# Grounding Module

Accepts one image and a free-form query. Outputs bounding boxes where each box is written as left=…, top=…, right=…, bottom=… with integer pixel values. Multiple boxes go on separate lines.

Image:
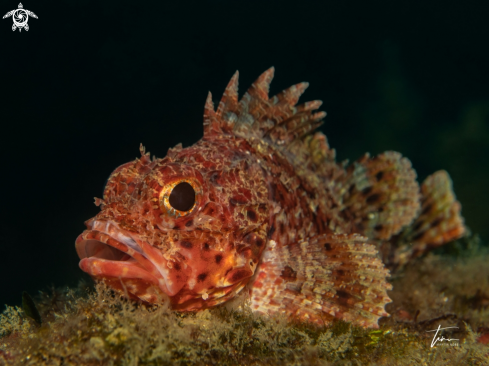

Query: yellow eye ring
left=159, top=178, right=202, bottom=218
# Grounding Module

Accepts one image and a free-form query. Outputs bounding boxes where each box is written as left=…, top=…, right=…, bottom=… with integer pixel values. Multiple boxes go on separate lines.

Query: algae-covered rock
left=1, top=236, right=489, bottom=365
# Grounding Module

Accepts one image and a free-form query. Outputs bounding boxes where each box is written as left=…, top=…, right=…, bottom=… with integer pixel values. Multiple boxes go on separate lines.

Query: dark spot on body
left=185, top=220, right=193, bottom=227
left=334, top=269, right=345, bottom=277
left=203, top=243, right=210, bottom=251
left=247, top=209, right=257, bottom=222
left=374, top=224, right=383, bottom=232
left=268, top=224, right=276, bottom=238
left=274, top=186, right=285, bottom=202
left=411, top=231, right=425, bottom=242
left=280, top=222, right=286, bottom=235
left=215, top=254, right=223, bottom=264
left=174, top=263, right=181, bottom=271
left=336, top=290, right=352, bottom=306
left=421, top=203, right=433, bottom=215
left=348, top=185, right=355, bottom=195
left=181, top=241, right=193, bottom=249
left=430, top=217, right=443, bottom=228
left=280, top=266, right=297, bottom=282
left=230, top=269, right=250, bottom=283
left=197, top=273, right=207, bottom=282
left=375, top=171, right=384, bottom=181
left=366, top=193, right=381, bottom=204
left=412, top=221, right=424, bottom=232
left=255, top=238, right=264, bottom=247
left=362, top=186, right=373, bottom=195
left=324, top=243, right=332, bottom=251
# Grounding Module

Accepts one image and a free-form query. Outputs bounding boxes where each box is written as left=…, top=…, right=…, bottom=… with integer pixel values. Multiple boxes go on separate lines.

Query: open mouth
left=75, top=219, right=158, bottom=280
left=75, top=220, right=145, bottom=262
left=77, top=239, right=132, bottom=261
left=75, top=220, right=171, bottom=302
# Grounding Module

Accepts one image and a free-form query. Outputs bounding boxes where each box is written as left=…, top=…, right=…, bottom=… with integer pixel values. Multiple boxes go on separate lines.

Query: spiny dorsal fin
left=216, top=71, right=239, bottom=119
left=203, top=92, right=221, bottom=138
left=203, top=68, right=326, bottom=148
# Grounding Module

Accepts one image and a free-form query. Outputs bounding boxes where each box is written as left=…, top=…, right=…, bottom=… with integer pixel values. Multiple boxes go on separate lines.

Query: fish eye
left=169, top=182, right=195, bottom=211
left=159, top=179, right=202, bottom=218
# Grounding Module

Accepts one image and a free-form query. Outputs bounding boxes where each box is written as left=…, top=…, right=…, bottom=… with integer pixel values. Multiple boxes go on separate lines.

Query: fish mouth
left=75, top=220, right=170, bottom=303
left=75, top=220, right=144, bottom=263
left=77, top=239, right=131, bottom=262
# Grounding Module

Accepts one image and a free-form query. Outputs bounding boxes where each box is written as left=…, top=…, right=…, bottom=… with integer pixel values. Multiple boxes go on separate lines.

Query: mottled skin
left=77, top=139, right=269, bottom=310
left=76, top=68, right=465, bottom=327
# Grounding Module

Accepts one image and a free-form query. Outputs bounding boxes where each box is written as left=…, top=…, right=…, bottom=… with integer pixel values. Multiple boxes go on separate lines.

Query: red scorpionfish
left=76, top=68, right=465, bottom=328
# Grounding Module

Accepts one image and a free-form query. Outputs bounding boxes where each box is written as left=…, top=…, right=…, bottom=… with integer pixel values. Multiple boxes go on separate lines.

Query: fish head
left=75, top=143, right=269, bottom=310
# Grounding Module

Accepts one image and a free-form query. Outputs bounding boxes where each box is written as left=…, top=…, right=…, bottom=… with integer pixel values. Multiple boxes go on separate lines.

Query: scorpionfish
left=76, top=68, right=465, bottom=328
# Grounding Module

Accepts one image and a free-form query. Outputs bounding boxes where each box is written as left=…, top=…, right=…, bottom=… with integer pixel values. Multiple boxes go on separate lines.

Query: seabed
left=1, top=235, right=488, bottom=366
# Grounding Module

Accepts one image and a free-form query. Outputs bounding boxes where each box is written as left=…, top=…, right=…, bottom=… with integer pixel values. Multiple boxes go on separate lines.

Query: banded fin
left=203, top=67, right=326, bottom=148
left=341, top=151, right=420, bottom=241
left=249, top=234, right=392, bottom=328
left=391, top=170, right=466, bottom=267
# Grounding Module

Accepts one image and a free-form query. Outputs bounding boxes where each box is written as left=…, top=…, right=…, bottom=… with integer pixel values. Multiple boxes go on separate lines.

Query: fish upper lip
left=90, top=220, right=144, bottom=255
left=75, top=219, right=146, bottom=262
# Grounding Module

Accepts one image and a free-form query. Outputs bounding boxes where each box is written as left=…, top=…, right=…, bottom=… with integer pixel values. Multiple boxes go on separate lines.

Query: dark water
left=0, top=0, right=487, bottom=308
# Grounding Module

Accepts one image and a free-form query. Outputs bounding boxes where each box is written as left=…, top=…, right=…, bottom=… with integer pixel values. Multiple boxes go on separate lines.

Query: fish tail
left=390, top=170, right=466, bottom=268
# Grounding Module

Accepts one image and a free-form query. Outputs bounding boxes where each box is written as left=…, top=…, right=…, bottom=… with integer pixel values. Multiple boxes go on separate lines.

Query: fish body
left=76, top=68, right=465, bottom=328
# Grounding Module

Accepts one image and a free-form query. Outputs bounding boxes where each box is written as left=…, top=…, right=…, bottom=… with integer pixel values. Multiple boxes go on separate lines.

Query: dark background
left=1, top=0, right=488, bottom=308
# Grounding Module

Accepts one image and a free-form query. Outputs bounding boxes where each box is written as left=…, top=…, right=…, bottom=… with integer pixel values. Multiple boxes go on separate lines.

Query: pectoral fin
left=249, top=233, right=392, bottom=328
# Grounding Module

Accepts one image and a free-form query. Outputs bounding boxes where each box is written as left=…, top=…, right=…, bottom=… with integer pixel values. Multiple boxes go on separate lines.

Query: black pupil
left=169, top=182, right=195, bottom=211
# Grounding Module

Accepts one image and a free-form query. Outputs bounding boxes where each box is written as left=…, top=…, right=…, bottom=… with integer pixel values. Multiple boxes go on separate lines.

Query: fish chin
left=75, top=221, right=170, bottom=303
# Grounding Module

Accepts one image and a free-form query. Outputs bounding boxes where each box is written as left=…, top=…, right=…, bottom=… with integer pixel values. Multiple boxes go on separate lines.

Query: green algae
left=1, top=236, right=488, bottom=365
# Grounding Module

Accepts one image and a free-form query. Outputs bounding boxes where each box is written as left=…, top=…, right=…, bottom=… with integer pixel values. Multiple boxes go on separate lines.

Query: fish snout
left=75, top=220, right=171, bottom=303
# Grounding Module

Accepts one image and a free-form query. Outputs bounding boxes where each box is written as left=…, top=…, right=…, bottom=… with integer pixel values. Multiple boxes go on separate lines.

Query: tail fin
left=391, top=170, right=466, bottom=268
left=249, top=234, right=392, bottom=328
